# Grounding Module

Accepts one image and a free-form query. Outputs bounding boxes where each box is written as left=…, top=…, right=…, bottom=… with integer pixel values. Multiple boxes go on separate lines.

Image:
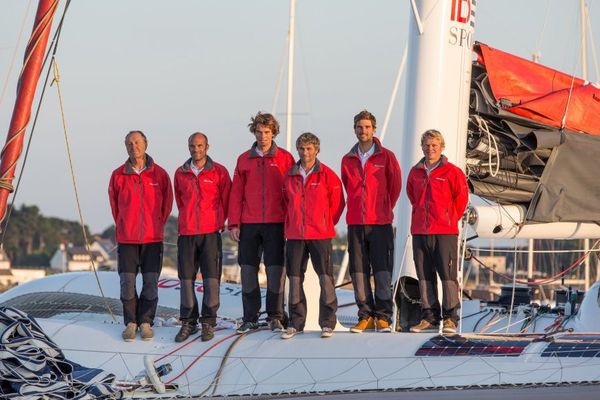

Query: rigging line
left=0, top=0, right=70, bottom=246
left=458, top=210, right=469, bottom=334
left=470, top=246, right=600, bottom=254
left=50, top=58, right=116, bottom=323
left=585, top=3, right=600, bottom=81
left=534, top=0, right=552, bottom=58
left=505, top=240, right=520, bottom=334
left=560, top=4, right=585, bottom=130
left=0, top=0, right=33, bottom=109
left=270, top=40, right=287, bottom=115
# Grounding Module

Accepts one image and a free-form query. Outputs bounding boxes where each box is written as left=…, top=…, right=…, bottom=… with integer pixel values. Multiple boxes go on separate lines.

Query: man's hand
left=230, top=227, right=240, bottom=242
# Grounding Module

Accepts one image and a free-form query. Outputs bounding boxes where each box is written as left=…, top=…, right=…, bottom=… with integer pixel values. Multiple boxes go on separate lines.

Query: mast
left=0, top=0, right=60, bottom=224
left=393, top=0, right=475, bottom=282
left=285, top=0, right=297, bottom=152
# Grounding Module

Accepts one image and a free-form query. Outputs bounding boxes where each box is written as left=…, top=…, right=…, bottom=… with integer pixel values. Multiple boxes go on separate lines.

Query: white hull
left=3, top=272, right=600, bottom=397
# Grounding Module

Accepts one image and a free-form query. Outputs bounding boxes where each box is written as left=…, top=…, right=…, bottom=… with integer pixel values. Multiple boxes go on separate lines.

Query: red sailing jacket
left=109, top=155, right=173, bottom=244
left=228, top=142, right=295, bottom=228
left=283, top=161, right=346, bottom=240
left=406, top=156, right=469, bottom=235
left=341, top=137, right=402, bottom=225
left=174, top=157, right=232, bottom=235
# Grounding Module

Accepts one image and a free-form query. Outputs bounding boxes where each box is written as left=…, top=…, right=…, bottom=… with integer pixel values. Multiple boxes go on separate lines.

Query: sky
left=0, top=0, right=599, bottom=234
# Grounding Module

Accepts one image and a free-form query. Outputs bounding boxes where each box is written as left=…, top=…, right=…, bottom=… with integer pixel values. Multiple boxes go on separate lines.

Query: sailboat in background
left=3, top=0, right=600, bottom=398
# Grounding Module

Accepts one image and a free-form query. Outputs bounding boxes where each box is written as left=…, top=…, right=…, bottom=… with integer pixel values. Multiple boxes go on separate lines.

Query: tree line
left=1, top=204, right=348, bottom=268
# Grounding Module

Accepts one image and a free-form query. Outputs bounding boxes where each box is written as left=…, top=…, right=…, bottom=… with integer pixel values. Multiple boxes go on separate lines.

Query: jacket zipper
left=195, top=174, right=201, bottom=232
left=360, top=158, right=366, bottom=225
left=301, top=177, right=305, bottom=239
left=424, top=172, right=430, bottom=235
left=139, top=174, right=144, bottom=242
left=261, top=158, right=265, bottom=223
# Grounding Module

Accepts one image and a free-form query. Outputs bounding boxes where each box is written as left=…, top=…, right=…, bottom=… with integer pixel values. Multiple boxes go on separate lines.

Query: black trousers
left=348, top=224, right=394, bottom=323
left=412, top=234, right=459, bottom=323
left=286, top=239, right=337, bottom=331
left=118, top=242, right=163, bottom=326
left=177, top=233, right=222, bottom=325
left=238, top=223, right=286, bottom=323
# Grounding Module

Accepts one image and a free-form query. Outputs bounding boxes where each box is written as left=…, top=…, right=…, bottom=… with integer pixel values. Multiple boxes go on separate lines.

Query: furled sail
left=468, top=42, right=600, bottom=238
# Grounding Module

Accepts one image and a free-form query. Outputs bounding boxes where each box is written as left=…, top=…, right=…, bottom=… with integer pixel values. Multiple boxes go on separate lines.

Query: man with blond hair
left=407, top=129, right=468, bottom=334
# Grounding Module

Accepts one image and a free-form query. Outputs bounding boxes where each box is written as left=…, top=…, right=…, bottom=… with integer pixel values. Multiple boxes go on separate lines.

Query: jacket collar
left=124, top=154, right=154, bottom=174
left=288, top=159, right=322, bottom=176
left=414, top=155, right=448, bottom=170
left=346, top=136, right=383, bottom=158
left=181, top=156, right=214, bottom=172
left=249, top=141, right=279, bottom=158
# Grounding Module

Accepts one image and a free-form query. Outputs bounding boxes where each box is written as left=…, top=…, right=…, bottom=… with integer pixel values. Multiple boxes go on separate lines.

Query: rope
left=50, top=58, right=116, bottom=323
left=472, top=115, right=500, bottom=177
left=166, top=332, right=238, bottom=384
left=0, top=0, right=33, bottom=109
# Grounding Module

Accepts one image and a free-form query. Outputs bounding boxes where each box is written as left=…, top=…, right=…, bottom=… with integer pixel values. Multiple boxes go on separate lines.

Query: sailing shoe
left=376, top=319, right=392, bottom=333
left=409, top=319, right=439, bottom=333
left=269, top=319, right=284, bottom=332
left=321, top=327, right=334, bottom=338
left=201, top=323, right=215, bottom=342
left=236, top=321, right=260, bottom=334
left=442, top=319, right=457, bottom=334
left=281, top=327, right=302, bottom=340
left=122, top=323, right=137, bottom=342
left=175, top=323, right=199, bottom=343
left=350, top=317, right=375, bottom=333
left=139, top=323, right=154, bottom=341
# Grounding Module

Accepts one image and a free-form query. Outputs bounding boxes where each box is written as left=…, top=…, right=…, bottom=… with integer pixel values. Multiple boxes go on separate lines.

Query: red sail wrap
left=476, top=42, right=600, bottom=136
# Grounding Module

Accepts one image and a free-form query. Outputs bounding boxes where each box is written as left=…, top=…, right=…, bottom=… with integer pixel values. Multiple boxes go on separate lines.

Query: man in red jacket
left=407, top=129, right=469, bottom=334
left=228, top=112, right=295, bottom=333
left=108, top=130, right=173, bottom=342
left=280, top=132, right=345, bottom=339
left=341, top=110, right=401, bottom=333
left=173, top=132, right=231, bottom=343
